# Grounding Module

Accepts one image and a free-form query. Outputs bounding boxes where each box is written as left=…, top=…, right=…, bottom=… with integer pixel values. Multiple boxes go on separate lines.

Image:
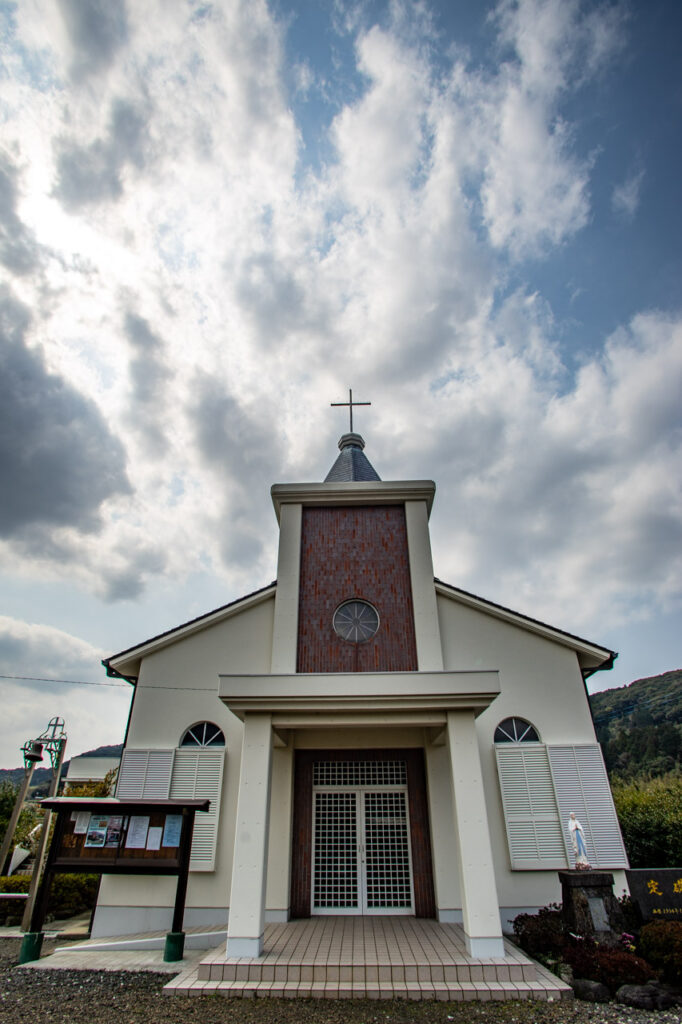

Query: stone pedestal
left=559, top=871, right=625, bottom=944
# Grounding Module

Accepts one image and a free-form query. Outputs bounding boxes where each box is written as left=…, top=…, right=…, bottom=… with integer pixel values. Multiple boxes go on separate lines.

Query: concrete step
left=164, top=972, right=571, bottom=1001
left=196, top=958, right=538, bottom=985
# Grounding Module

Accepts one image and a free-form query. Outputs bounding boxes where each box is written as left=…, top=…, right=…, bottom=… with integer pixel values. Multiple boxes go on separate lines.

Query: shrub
left=513, top=904, right=564, bottom=960
left=48, top=874, right=99, bottom=920
left=512, top=904, right=657, bottom=993
left=612, top=774, right=682, bottom=868
left=562, top=937, right=654, bottom=992
left=617, top=891, right=643, bottom=932
left=0, top=873, right=99, bottom=925
left=0, top=874, right=31, bottom=925
left=638, top=921, right=682, bottom=985
left=0, top=782, right=40, bottom=862
left=64, top=767, right=118, bottom=798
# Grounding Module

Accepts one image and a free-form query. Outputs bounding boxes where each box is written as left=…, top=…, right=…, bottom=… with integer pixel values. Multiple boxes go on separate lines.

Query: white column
left=271, top=503, right=301, bottom=672
left=425, top=741, right=460, bottom=919
left=265, top=743, right=293, bottom=920
left=226, top=713, right=273, bottom=957
left=404, top=500, right=443, bottom=671
left=446, top=710, right=505, bottom=958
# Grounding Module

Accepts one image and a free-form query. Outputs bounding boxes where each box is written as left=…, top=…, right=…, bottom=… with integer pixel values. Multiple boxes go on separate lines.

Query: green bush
left=563, top=937, right=654, bottom=992
left=0, top=873, right=99, bottom=925
left=0, top=781, right=40, bottom=859
left=0, top=874, right=31, bottom=925
left=638, top=921, right=682, bottom=985
left=48, top=874, right=99, bottom=920
left=513, top=904, right=656, bottom=993
left=617, top=891, right=643, bottom=932
left=612, top=774, right=682, bottom=867
left=513, top=904, right=564, bottom=960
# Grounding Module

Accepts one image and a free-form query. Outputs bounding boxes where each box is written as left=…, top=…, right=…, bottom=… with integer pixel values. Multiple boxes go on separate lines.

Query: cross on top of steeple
left=330, top=388, right=371, bottom=434
left=325, top=389, right=379, bottom=483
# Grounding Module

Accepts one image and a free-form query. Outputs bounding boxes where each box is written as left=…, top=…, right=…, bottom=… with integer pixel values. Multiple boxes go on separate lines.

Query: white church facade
left=96, top=432, right=628, bottom=959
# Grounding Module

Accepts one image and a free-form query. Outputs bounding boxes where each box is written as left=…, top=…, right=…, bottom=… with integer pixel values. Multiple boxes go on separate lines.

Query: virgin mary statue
left=568, top=812, right=591, bottom=869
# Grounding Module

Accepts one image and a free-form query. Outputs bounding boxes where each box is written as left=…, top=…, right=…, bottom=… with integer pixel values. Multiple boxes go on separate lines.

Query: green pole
left=163, top=931, right=186, bottom=962
left=18, top=930, right=44, bottom=964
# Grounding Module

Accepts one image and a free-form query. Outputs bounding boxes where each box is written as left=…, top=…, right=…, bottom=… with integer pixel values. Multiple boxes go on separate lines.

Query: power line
left=6, top=673, right=681, bottom=712
left=0, top=674, right=128, bottom=688
left=593, top=690, right=682, bottom=726
left=0, top=674, right=221, bottom=693
left=594, top=691, right=679, bottom=722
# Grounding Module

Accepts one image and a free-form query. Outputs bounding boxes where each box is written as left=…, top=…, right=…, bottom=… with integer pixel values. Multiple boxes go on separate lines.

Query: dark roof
left=324, top=433, right=381, bottom=482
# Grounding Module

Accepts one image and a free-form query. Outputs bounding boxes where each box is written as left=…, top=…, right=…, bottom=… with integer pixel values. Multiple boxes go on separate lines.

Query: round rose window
left=333, top=600, right=380, bottom=643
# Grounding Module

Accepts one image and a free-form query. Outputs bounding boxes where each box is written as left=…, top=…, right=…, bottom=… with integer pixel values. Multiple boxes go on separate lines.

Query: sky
left=0, top=0, right=680, bottom=768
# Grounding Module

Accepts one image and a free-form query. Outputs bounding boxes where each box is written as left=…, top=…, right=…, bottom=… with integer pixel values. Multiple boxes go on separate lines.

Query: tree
left=0, top=781, right=39, bottom=872
left=613, top=773, right=682, bottom=868
left=0, top=781, right=16, bottom=842
left=63, top=766, right=118, bottom=798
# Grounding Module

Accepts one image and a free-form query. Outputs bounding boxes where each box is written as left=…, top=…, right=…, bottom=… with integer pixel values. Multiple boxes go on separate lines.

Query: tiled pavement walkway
left=15, top=921, right=224, bottom=974
left=164, top=917, right=572, bottom=1001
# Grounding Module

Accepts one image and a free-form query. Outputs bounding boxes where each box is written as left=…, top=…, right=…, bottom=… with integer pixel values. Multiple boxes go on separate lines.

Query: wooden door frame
left=290, top=748, right=436, bottom=919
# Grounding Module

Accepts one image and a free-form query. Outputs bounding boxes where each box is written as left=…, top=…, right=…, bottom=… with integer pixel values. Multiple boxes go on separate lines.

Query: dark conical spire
left=324, top=433, right=381, bottom=483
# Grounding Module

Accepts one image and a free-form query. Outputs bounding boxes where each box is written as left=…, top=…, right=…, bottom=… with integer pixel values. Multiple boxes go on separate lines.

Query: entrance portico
left=220, top=669, right=505, bottom=959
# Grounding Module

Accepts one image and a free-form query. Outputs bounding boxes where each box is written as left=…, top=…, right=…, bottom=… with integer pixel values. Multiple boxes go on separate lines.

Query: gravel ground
left=2, top=939, right=682, bottom=1024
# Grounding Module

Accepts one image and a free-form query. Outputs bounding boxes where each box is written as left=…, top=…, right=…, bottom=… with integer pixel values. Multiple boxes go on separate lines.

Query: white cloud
left=428, top=309, right=682, bottom=631
left=479, top=0, right=626, bottom=255
left=612, top=169, right=644, bottom=220
left=0, top=616, right=131, bottom=768
left=0, top=615, right=104, bottom=679
left=0, top=0, right=678, bottom=747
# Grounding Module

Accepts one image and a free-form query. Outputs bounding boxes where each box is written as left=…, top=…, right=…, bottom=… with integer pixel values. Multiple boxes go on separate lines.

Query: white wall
left=437, top=592, right=603, bottom=916
left=67, top=756, right=120, bottom=781
left=94, top=582, right=616, bottom=938
left=93, top=595, right=276, bottom=936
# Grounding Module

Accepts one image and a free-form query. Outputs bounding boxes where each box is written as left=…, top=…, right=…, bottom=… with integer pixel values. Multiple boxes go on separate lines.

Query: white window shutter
left=495, top=745, right=568, bottom=870
left=170, top=749, right=224, bottom=872
left=116, top=749, right=173, bottom=799
left=548, top=745, right=628, bottom=869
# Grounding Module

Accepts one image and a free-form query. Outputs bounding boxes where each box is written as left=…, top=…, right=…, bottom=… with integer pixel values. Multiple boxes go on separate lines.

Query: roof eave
left=271, top=480, right=436, bottom=522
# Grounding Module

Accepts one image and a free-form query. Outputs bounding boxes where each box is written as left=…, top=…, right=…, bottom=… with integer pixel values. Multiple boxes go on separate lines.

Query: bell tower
left=269, top=432, right=443, bottom=675
left=296, top=434, right=418, bottom=672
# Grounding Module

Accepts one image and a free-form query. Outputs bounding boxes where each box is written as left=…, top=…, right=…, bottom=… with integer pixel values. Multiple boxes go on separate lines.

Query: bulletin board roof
left=40, top=797, right=210, bottom=812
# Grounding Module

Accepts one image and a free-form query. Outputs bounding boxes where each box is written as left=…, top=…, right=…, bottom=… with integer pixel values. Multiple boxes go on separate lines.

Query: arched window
left=494, top=717, right=540, bottom=743
left=180, top=722, right=225, bottom=747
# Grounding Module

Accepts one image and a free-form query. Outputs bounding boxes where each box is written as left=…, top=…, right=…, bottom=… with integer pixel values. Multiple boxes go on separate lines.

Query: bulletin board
left=40, top=797, right=209, bottom=875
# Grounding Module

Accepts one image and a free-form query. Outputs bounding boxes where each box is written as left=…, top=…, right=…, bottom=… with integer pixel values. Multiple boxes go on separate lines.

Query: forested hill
left=589, top=669, right=682, bottom=780
left=0, top=743, right=123, bottom=790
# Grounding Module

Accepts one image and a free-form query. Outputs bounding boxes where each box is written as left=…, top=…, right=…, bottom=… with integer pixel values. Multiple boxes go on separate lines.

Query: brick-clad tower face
left=297, top=505, right=418, bottom=673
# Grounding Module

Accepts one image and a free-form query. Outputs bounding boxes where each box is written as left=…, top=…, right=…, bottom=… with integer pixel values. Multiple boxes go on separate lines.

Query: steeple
left=324, top=433, right=381, bottom=483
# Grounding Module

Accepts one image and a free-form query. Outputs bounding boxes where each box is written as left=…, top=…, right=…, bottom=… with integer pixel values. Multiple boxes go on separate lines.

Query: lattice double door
left=312, top=760, right=414, bottom=915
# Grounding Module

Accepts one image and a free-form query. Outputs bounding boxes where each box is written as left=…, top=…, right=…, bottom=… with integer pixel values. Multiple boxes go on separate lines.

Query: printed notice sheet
left=162, top=814, right=182, bottom=847
left=73, top=812, right=91, bottom=835
left=146, top=826, right=163, bottom=851
left=105, top=816, right=124, bottom=848
left=84, top=816, right=109, bottom=848
left=125, top=815, right=150, bottom=849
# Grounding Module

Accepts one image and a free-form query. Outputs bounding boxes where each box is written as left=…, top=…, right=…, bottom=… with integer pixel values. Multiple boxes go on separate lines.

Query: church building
left=97, top=425, right=628, bottom=963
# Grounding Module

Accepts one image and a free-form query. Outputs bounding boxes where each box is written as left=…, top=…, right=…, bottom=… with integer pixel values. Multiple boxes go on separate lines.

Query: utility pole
left=0, top=740, right=45, bottom=875
left=21, top=718, right=67, bottom=932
